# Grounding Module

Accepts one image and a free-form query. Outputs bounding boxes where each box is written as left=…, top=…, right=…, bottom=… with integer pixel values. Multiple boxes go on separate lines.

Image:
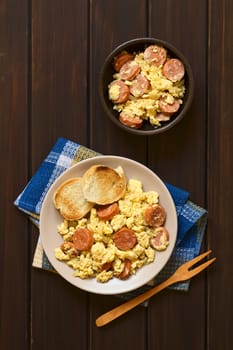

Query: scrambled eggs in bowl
left=99, top=38, right=194, bottom=135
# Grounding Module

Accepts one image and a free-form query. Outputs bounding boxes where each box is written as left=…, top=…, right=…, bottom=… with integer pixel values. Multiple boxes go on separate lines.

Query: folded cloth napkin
left=14, top=137, right=207, bottom=298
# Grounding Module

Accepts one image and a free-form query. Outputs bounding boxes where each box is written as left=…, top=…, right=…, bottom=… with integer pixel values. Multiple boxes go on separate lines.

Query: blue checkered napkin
left=14, top=137, right=207, bottom=293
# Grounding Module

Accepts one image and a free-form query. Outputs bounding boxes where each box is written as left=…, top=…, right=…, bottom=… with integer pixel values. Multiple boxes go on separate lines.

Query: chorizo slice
left=101, top=262, right=113, bottom=272
left=144, top=45, right=167, bottom=67
left=130, top=74, right=150, bottom=97
left=156, top=112, right=171, bottom=122
left=108, top=80, right=130, bottom=104
left=150, top=227, right=169, bottom=251
left=119, top=60, right=140, bottom=81
left=144, top=204, right=166, bottom=228
left=97, top=202, right=120, bottom=221
left=119, top=112, right=143, bottom=129
left=60, top=242, right=78, bottom=257
left=158, top=98, right=180, bottom=114
left=113, top=52, right=134, bottom=72
left=73, top=228, right=94, bottom=251
left=118, top=259, right=132, bottom=279
left=113, top=227, right=137, bottom=251
left=162, top=58, right=185, bottom=82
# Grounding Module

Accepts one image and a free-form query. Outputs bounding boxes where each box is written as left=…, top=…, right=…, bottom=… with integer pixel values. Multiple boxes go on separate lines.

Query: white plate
left=40, top=156, right=177, bottom=295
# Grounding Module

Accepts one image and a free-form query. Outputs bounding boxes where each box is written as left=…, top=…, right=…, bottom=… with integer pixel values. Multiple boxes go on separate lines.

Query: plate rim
left=39, top=155, right=178, bottom=295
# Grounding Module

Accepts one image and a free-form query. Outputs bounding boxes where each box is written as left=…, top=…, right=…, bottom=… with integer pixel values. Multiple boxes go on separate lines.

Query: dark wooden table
left=1, top=1, right=232, bottom=349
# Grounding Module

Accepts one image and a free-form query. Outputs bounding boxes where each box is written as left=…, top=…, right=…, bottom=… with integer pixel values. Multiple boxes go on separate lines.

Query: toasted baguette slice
left=81, top=165, right=126, bottom=205
left=53, top=177, right=93, bottom=220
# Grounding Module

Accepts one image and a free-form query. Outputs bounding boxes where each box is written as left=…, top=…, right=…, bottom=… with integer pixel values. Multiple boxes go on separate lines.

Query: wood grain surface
left=0, top=1, right=232, bottom=349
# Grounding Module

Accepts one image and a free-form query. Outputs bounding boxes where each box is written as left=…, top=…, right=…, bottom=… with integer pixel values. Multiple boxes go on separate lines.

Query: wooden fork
left=96, top=250, right=216, bottom=327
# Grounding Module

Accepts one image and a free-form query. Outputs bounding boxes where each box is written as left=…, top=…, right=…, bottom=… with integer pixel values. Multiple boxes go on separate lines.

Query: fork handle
left=96, top=275, right=176, bottom=327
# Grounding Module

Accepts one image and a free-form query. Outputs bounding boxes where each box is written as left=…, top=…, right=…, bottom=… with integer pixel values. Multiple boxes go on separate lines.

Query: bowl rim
left=99, top=37, right=194, bottom=136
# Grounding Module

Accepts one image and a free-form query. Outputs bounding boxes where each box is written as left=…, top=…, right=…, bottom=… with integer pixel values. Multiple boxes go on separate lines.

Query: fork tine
left=183, top=249, right=212, bottom=270
left=187, top=257, right=216, bottom=278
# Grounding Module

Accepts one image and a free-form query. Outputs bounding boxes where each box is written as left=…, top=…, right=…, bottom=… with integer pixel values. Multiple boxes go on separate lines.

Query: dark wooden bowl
left=99, top=38, right=194, bottom=136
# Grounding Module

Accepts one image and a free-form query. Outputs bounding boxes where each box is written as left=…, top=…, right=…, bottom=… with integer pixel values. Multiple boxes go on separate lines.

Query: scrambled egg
left=109, top=84, right=121, bottom=101
left=55, top=179, right=164, bottom=283
left=111, top=52, right=185, bottom=127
